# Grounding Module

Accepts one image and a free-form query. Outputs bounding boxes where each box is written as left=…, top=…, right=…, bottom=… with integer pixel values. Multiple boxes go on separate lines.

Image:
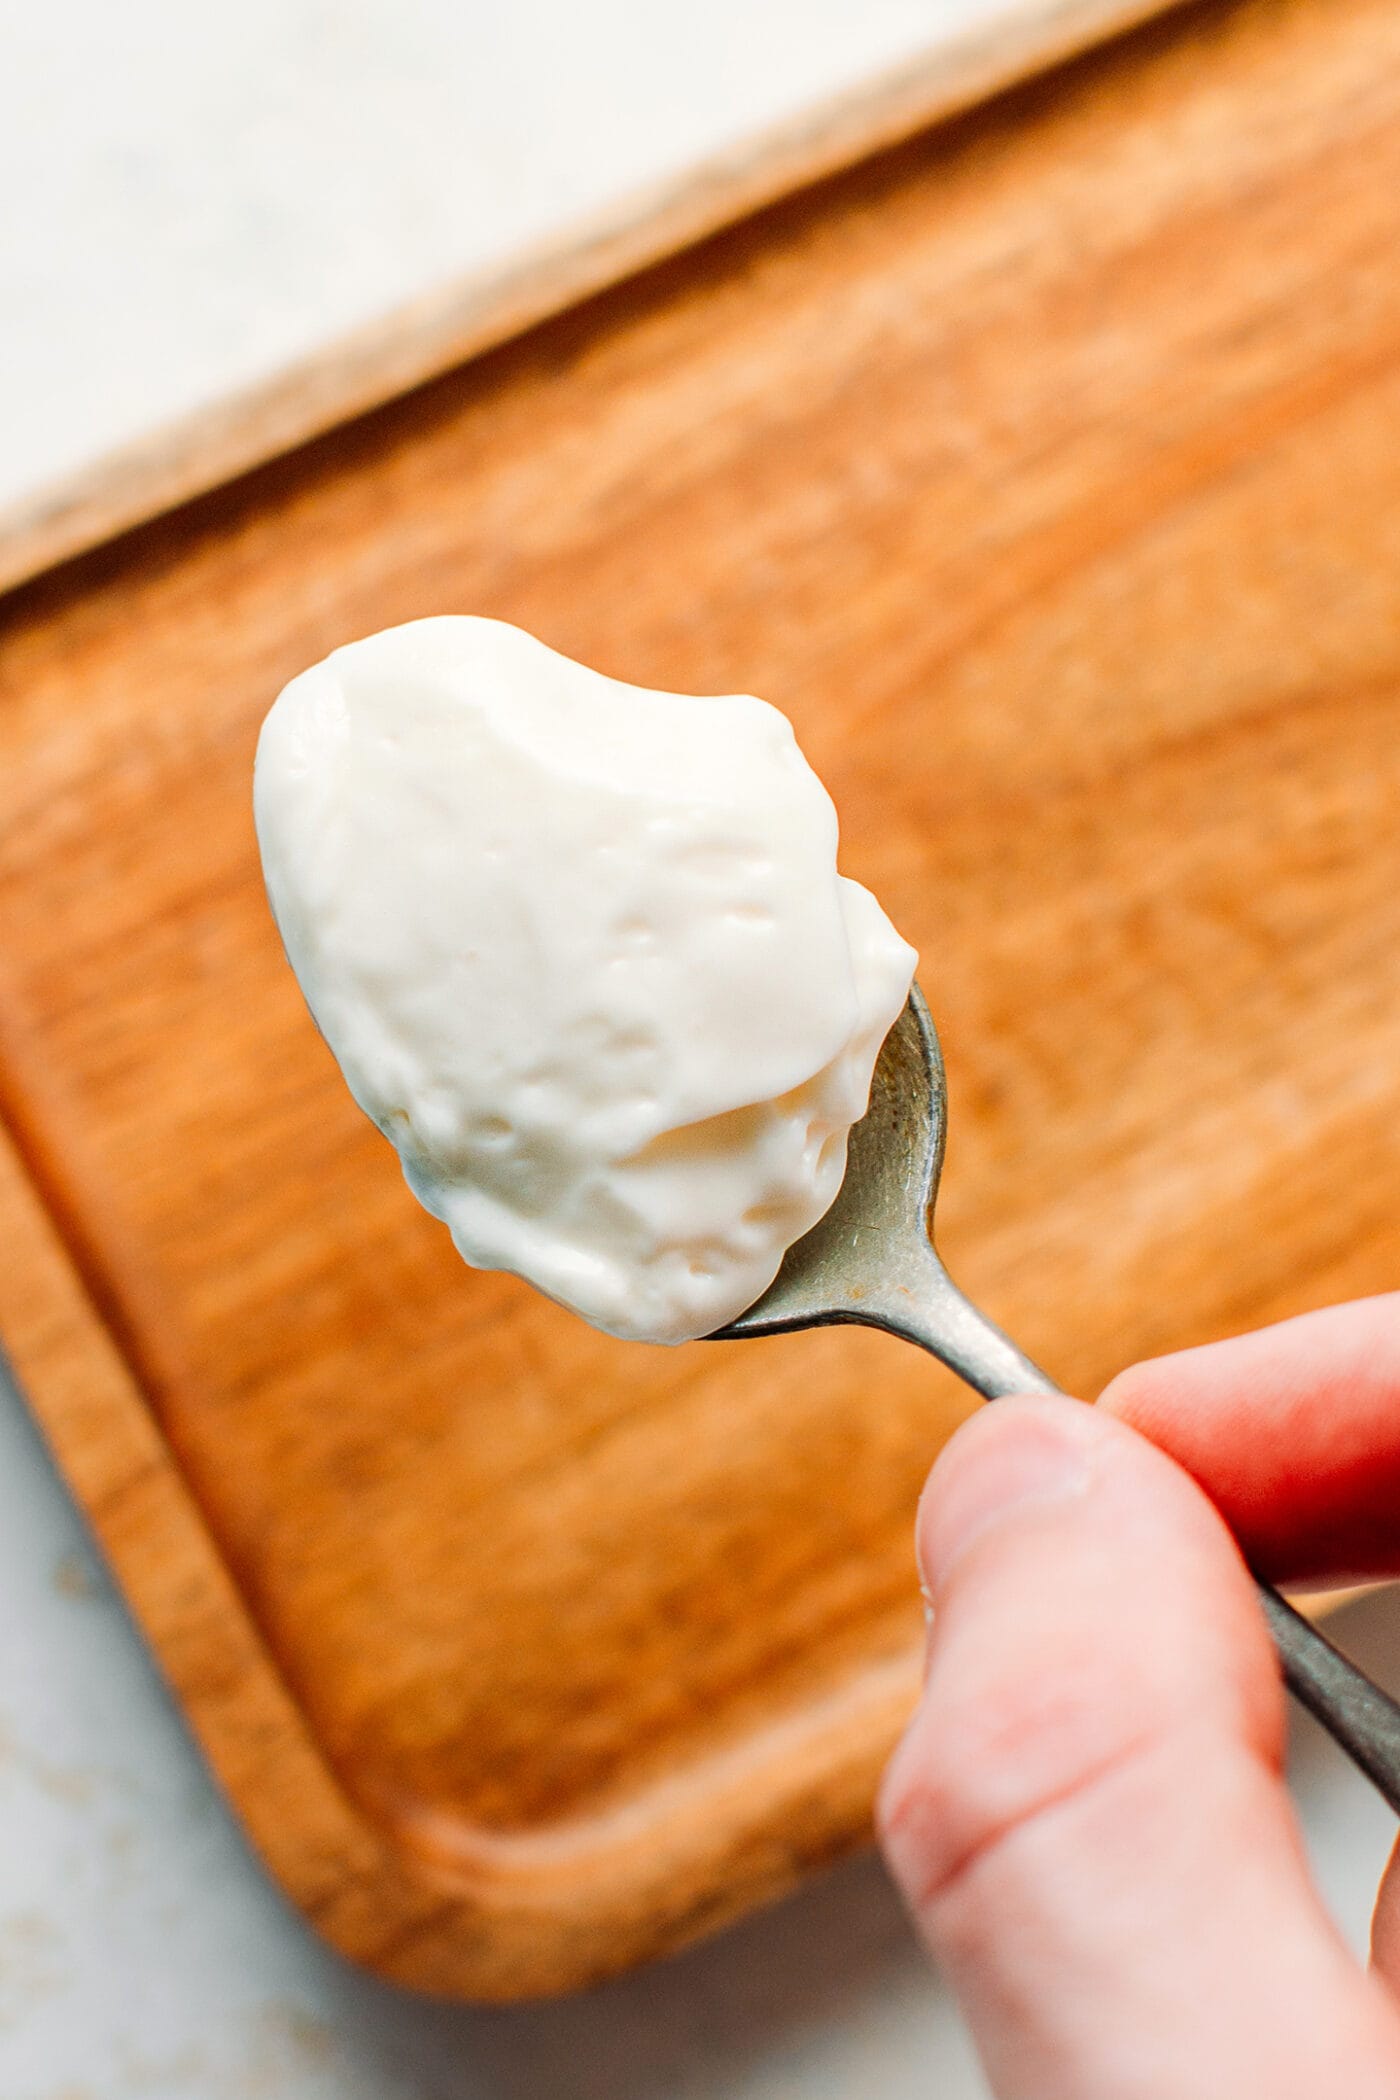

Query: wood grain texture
left=0, top=0, right=1177, bottom=600
left=1, top=0, right=1400, bottom=1998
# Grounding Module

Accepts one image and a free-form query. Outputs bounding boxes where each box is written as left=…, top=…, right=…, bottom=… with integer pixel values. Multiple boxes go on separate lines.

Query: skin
left=876, top=1293, right=1400, bottom=2099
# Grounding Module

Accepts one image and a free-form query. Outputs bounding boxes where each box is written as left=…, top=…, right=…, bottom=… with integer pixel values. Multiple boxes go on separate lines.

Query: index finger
left=1100, top=1293, right=1400, bottom=1588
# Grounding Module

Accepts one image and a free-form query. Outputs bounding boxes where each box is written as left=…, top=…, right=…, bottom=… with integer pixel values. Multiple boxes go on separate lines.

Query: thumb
left=877, top=1397, right=1400, bottom=2100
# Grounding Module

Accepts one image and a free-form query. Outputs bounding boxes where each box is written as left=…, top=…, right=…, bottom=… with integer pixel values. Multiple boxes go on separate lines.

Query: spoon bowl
left=720, top=986, right=1050, bottom=1393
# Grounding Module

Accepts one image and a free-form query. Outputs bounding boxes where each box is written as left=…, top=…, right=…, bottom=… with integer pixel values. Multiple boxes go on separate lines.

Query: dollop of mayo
left=255, top=617, right=915, bottom=1343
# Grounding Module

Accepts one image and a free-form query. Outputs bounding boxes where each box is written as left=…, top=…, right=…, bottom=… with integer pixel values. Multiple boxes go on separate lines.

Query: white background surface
left=2, top=3, right=1398, bottom=2096
left=3, top=0, right=995, bottom=515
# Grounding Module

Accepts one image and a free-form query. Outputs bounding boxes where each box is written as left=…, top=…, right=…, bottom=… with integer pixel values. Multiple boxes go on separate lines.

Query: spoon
left=716, top=986, right=1400, bottom=1812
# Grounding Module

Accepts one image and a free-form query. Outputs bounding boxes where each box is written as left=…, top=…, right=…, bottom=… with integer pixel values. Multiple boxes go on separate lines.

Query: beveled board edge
left=0, top=1066, right=933, bottom=1997
left=0, top=1076, right=930, bottom=2000
left=0, top=1117, right=434, bottom=1984
left=0, top=0, right=1181, bottom=603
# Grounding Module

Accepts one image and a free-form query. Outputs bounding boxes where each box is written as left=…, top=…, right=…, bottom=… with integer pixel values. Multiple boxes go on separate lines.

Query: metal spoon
left=716, top=986, right=1400, bottom=1812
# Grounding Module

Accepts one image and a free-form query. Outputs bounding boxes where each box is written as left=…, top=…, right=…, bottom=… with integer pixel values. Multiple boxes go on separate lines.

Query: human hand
left=877, top=1294, right=1400, bottom=2099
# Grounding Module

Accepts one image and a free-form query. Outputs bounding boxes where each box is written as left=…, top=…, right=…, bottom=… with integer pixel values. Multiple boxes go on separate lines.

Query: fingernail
left=918, top=1405, right=1092, bottom=1598
left=919, top=1591, right=936, bottom=1683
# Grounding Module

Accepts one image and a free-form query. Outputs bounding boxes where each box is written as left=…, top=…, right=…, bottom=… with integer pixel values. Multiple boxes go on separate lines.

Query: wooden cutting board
left=2, top=0, right=1399, bottom=2001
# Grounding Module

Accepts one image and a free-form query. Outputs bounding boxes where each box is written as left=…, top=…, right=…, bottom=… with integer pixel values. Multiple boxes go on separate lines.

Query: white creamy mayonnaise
left=254, top=617, right=915, bottom=1343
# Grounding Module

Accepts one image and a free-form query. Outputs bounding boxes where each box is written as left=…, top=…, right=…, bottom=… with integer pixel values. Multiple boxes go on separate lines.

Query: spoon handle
left=1255, top=1588, right=1400, bottom=1813
left=906, top=1256, right=1400, bottom=1816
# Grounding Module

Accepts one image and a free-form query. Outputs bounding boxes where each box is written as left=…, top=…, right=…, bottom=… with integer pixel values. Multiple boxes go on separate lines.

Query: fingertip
left=916, top=1392, right=1256, bottom=1643
left=1372, top=1834, right=1400, bottom=1997
left=1097, top=1301, right=1400, bottom=1585
left=878, top=1391, right=1400, bottom=2096
left=885, top=1393, right=1286, bottom=1908
left=914, top=1395, right=1095, bottom=1601
left=1097, top=1350, right=1204, bottom=1447
left=1096, top=1352, right=1160, bottom=1423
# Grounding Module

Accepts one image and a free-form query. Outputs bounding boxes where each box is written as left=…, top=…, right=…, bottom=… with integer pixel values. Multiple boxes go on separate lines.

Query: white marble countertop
left=2, top=4, right=1397, bottom=2094
left=2, top=0, right=998, bottom=517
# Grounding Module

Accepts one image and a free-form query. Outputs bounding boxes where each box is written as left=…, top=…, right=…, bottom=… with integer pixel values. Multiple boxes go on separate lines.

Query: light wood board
left=1, top=0, right=1398, bottom=1999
